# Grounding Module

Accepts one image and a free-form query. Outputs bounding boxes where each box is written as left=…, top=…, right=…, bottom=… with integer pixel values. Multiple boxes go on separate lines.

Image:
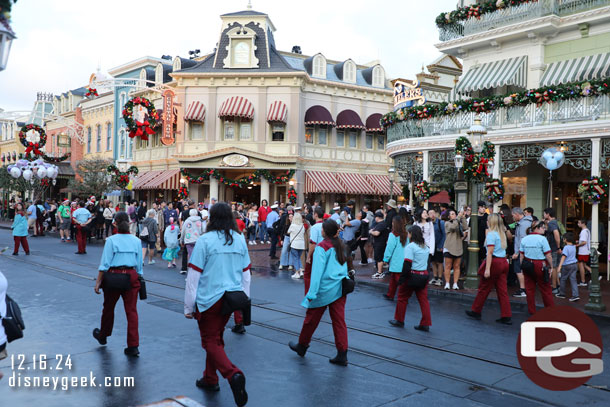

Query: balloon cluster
left=7, top=159, right=59, bottom=185
left=540, top=147, right=565, bottom=171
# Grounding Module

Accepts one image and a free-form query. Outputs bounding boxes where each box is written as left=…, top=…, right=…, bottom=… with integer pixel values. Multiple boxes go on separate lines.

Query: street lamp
left=388, top=166, right=396, bottom=201
left=468, top=117, right=487, bottom=153
left=0, top=18, right=16, bottom=71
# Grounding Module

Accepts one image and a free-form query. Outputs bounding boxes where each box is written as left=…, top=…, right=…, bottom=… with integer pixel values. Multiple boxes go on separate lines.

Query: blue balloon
left=546, top=159, right=558, bottom=170
left=542, top=151, right=553, bottom=161
left=553, top=151, right=565, bottom=162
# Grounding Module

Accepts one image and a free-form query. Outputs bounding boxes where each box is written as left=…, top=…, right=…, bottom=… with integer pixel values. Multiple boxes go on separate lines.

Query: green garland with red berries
left=455, top=137, right=495, bottom=183
left=287, top=187, right=297, bottom=205
left=436, top=0, right=537, bottom=30
left=178, top=186, right=189, bottom=200
left=41, top=153, right=70, bottom=163
left=578, top=176, right=608, bottom=204
left=122, top=96, right=159, bottom=141
left=414, top=180, right=431, bottom=202
left=85, top=87, right=98, bottom=97
left=107, top=164, right=139, bottom=189
left=381, top=78, right=610, bottom=127
left=180, top=169, right=295, bottom=188
left=484, top=178, right=504, bottom=203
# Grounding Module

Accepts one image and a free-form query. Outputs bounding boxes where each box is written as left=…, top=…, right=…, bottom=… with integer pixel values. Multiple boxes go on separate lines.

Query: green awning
left=540, top=53, right=610, bottom=86
left=456, top=56, right=527, bottom=94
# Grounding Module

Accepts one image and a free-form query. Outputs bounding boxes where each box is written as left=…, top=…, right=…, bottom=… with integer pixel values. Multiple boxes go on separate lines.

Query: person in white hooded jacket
left=180, top=209, right=205, bottom=262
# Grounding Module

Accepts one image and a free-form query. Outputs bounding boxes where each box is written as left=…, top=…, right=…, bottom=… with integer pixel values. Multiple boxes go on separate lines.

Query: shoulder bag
left=102, top=272, right=132, bottom=291
left=221, top=291, right=251, bottom=326
left=1, top=295, right=25, bottom=343
left=341, top=269, right=356, bottom=296
left=289, top=226, right=304, bottom=249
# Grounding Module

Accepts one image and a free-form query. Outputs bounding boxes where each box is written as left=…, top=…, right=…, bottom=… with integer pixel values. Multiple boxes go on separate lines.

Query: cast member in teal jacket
left=11, top=202, right=29, bottom=255
left=383, top=216, right=408, bottom=300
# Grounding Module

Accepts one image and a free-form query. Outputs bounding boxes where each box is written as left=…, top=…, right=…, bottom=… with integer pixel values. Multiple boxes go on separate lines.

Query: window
left=119, top=92, right=126, bottom=109
left=271, top=123, right=285, bottom=142
left=336, top=131, right=344, bottom=147
left=373, top=66, right=385, bottom=88
left=317, top=128, right=327, bottom=145
left=155, top=64, right=164, bottom=85
left=151, top=133, right=160, bottom=147
left=87, top=127, right=91, bottom=153
left=239, top=122, right=251, bottom=140
left=313, top=55, right=326, bottom=78
left=190, top=123, right=203, bottom=140
left=305, top=127, right=314, bottom=144
left=129, top=138, right=134, bottom=159
left=96, top=124, right=101, bottom=152
left=106, top=124, right=112, bottom=151
left=232, top=41, right=251, bottom=66
left=376, top=135, right=385, bottom=150
left=365, top=133, right=373, bottom=149
left=344, top=61, right=356, bottom=83
left=119, top=130, right=126, bottom=159
left=224, top=120, right=235, bottom=140
left=348, top=131, right=358, bottom=148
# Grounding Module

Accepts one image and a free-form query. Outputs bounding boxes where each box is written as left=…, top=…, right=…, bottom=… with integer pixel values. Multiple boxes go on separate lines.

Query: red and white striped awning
left=133, top=170, right=164, bottom=190
left=305, top=171, right=346, bottom=194
left=142, top=169, right=181, bottom=190
left=184, top=101, right=206, bottom=122
left=335, top=173, right=378, bottom=195
left=218, top=96, right=254, bottom=119
left=366, top=174, right=402, bottom=196
left=267, top=101, right=287, bottom=123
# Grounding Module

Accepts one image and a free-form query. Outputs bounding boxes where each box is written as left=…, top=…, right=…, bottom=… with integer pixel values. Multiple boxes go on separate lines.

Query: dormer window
left=344, top=60, right=356, bottom=83
left=233, top=41, right=251, bottom=66
left=139, top=68, right=147, bottom=87
left=172, top=57, right=181, bottom=71
left=373, top=65, right=385, bottom=88
left=313, top=54, right=326, bottom=78
left=223, top=25, right=259, bottom=69
left=155, top=64, right=164, bottom=85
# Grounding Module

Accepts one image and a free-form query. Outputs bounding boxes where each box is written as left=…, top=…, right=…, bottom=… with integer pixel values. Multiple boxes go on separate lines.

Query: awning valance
left=365, top=113, right=383, bottom=133
left=141, top=169, right=180, bottom=190
left=336, top=110, right=365, bottom=130
left=305, top=171, right=345, bottom=194
left=366, top=174, right=401, bottom=196
left=304, top=105, right=335, bottom=127
left=540, top=53, right=610, bottom=87
left=218, top=97, right=254, bottom=119
left=336, top=173, right=377, bottom=195
left=184, top=101, right=206, bottom=122
left=267, top=101, right=287, bottom=123
left=456, top=56, right=527, bottom=94
left=133, top=170, right=164, bottom=190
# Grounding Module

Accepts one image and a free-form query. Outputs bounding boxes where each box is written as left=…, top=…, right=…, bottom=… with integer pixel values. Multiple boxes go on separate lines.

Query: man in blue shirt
left=342, top=211, right=361, bottom=252
left=163, top=202, right=178, bottom=227
left=266, top=204, right=280, bottom=259
left=73, top=201, right=93, bottom=254
left=26, top=201, right=38, bottom=236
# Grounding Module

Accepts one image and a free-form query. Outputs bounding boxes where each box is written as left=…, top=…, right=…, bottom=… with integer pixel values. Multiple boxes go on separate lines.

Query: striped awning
left=366, top=174, right=401, bottom=196
left=336, top=173, right=378, bottom=195
left=456, top=56, right=527, bottom=94
left=142, top=169, right=181, bottom=190
left=133, top=170, right=164, bottom=190
left=305, top=171, right=346, bottom=194
left=184, top=101, right=206, bottom=122
left=540, top=53, right=610, bottom=87
left=218, top=96, right=254, bottom=119
left=267, top=101, right=287, bottom=123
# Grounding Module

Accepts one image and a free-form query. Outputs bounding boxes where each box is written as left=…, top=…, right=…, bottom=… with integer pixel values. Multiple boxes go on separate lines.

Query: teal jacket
left=302, top=239, right=348, bottom=309
left=383, top=233, right=407, bottom=273
left=11, top=213, right=28, bottom=237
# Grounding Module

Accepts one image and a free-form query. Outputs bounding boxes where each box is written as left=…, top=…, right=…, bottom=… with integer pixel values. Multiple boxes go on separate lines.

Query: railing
left=387, top=95, right=610, bottom=143
left=438, top=0, right=610, bottom=41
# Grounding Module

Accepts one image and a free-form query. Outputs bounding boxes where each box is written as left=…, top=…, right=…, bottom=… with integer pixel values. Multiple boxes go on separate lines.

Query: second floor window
left=317, top=128, right=327, bottom=145
left=106, top=124, right=112, bottom=151
left=271, top=124, right=285, bottom=142
left=224, top=120, right=235, bottom=140
left=87, top=127, right=91, bottom=153
left=337, top=131, right=345, bottom=147
left=348, top=131, right=358, bottom=148
left=305, top=127, right=314, bottom=144
left=365, top=133, right=373, bottom=149
left=190, top=123, right=203, bottom=140
left=96, top=125, right=101, bottom=152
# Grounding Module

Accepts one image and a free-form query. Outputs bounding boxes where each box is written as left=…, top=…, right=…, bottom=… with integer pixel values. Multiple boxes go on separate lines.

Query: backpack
left=557, top=220, right=567, bottom=236
left=1, top=295, right=25, bottom=343
left=35, top=206, right=43, bottom=219
left=139, top=223, right=149, bottom=237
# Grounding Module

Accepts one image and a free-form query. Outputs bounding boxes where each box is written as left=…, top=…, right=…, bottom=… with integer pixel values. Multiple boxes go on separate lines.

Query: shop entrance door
left=231, top=185, right=261, bottom=206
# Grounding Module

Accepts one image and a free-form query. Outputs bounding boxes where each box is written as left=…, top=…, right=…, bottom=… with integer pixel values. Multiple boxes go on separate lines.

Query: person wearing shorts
left=57, top=199, right=72, bottom=242
left=576, top=218, right=591, bottom=286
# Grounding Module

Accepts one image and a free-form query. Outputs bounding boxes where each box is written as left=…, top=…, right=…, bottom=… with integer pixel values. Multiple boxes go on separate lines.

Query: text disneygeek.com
left=8, top=372, right=135, bottom=390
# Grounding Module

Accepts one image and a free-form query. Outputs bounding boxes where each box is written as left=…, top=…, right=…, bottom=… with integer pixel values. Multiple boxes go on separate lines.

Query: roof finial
left=247, top=0, right=252, bottom=9
left=421, top=63, right=425, bottom=73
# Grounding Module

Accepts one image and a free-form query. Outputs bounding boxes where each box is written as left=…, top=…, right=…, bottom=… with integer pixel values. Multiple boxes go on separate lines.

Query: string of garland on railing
left=435, top=0, right=537, bottom=30
left=180, top=169, right=295, bottom=188
left=381, top=77, right=610, bottom=127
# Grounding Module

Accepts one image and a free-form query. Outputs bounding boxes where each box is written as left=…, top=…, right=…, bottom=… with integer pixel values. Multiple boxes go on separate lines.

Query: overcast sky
left=0, top=0, right=457, bottom=112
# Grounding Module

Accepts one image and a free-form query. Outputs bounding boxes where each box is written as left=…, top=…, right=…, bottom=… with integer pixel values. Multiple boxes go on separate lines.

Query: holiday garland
left=436, top=0, right=537, bottom=30
left=287, top=187, right=297, bottom=205
left=455, top=137, right=495, bottom=183
left=414, top=180, right=431, bottom=202
left=578, top=176, right=608, bottom=204
left=19, top=124, right=47, bottom=157
left=107, top=164, right=139, bottom=189
left=122, top=96, right=159, bottom=141
left=85, top=87, right=98, bottom=97
left=180, top=169, right=295, bottom=188
left=381, top=78, right=610, bottom=127
left=178, top=186, right=189, bottom=200
left=484, top=178, right=504, bottom=203
left=41, top=153, right=70, bottom=163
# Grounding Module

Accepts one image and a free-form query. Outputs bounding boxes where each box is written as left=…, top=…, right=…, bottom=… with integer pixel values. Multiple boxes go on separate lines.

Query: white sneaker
left=288, top=266, right=294, bottom=271
left=267, top=240, right=271, bottom=244
left=180, top=270, right=187, bottom=275
left=148, top=260, right=156, bottom=265
left=433, top=278, right=442, bottom=286
left=252, top=241, right=257, bottom=245
left=367, top=258, right=374, bottom=264
left=452, top=283, right=459, bottom=290
left=578, top=282, right=588, bottom=287
left=444, top=283, right=450, bottom=290
left=291, top=272, right=300, bottom=279
left=248, top=241, right=253, bottom=245
left=278, top=265, right=284, bottom=270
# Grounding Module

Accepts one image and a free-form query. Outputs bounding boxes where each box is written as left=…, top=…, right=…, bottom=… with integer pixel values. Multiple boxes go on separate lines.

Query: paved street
left=0, top=230, right=608, bottom=407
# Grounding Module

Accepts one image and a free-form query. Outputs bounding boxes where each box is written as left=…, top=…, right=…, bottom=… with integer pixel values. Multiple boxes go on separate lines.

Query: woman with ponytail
left=383, top=216, right=408, bottom=300
left=289, top=220, right=350, bottom=366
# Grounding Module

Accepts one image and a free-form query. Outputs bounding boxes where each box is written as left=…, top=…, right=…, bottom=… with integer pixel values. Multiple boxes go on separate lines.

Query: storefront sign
left=393, top=80, right=426, bottom=111
left=222, top=154, right=249, bottom=167
left=161, top=89, right=175, bottom=146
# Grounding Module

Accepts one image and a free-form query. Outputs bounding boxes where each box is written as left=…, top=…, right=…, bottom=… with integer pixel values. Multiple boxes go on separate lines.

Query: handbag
left=289, top=226, right=304, bottom=249
left=521, top=258, right=536, bottom=279
left=139, top=224, right=149, bottom=237
left=221, top=291, right=251, bottom=326
left=138, top=276, right=147, bottom=300
left=1, top=295, right=25, bottom=343
left=341, top=269, right=356, bottom=296
left=101, top=272, right=132, bottom=291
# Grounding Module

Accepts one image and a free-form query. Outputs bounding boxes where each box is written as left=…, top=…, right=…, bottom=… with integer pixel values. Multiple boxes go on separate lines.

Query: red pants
left=196, top=299, right=242, bottom=385
left=386, top=273, right=401, bottom=299
left=394, top=284, right=432, bottom=326
left=76, top=225, right=87, bottom=253
left=303, top=261, right=312, bottom=294
left=13, top=236, right=29, bottom=254
left=524, top=259, right=555, bottom=315
left=298, top=296, right=348, bottom=351
left=471, top=258, right=512, bottom=317
left=36, top=218, right=44, bottom=236
left=99, top=268, right=140, bottom=347
left=234, top=311, right=243, bottom=325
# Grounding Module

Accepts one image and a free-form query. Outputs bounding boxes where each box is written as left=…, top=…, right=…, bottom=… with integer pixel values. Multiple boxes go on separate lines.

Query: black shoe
left=465, top=310, right=482, bottom=320
left=12, top=252, right=17, bottom=256
left=382, top=294, right=393, bottom=301
left=414, top=325, right=430, bottom=332
left=232, top=324, right=246, bottom=334
left=496, top=317, right=513, bottom=325
left=195, top=377, right=220, bottom=391
left=25, top=252, right=30, bottom=255
left=388, top=319, right=404, bottom=327
left=92, top=328, right=107, bottom=345
left=288, top=341, right=308, bottom=357
left=124, top=346, right=139, bottom=357
left=329, top=350, right=348, bottom=366
left=229, top=373, right=248, bottom=407
left=269, top=256, right=278, bottom=260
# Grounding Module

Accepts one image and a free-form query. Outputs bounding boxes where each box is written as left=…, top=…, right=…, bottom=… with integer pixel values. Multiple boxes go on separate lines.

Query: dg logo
left=517, top=306, right=604, bottom=391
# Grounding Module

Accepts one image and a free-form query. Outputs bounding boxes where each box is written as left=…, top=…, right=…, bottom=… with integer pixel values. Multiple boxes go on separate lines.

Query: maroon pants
left=196, top=299, right=242, bottom=385
left=394, top=284, right=432, bottom=326
left=524, top=259, right=555, bottom=315
left=233, top=311, right=243, bottom=325
left=76, top=225, right=87, bottom=253
left=36, top=218, right=44, bottom=235
left=100, top=268, right=140, bottom=347
left=471, top=257, right=512, bottom=317
left=298, top=296, right=348, bottom=351
left=386, top=273, right=401, bottom=299
left=13, top=236, right=29, bottom=254
left=303, top=261, right=312, bottom=294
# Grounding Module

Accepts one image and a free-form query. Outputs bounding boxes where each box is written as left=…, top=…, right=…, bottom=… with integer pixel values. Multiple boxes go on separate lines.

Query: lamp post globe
left=467, top=117, right=487, bottom=154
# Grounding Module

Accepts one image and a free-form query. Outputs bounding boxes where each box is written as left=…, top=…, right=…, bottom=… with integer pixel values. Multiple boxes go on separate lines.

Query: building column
left=591, top=138, right=601, bottom=247
left=209, top=177, right=219, bottom=201
left=295, top=169, right=304, bottom=206
left=493, top=144, right=501, bottom=212
left=260, top=177, right=270, bottom=205
left=423, top=151, right=430, bottom=210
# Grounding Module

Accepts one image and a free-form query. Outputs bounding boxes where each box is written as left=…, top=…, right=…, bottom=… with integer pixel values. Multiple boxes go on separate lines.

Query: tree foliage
left=68, top=158, right=116, bottom=198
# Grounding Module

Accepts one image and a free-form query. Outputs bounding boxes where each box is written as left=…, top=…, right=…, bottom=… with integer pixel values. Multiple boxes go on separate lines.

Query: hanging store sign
left=161, top=89, right=175, bottom=146
left=393, top=80, right=426, bottom=111
left=222, top=154, right=249, bottom=167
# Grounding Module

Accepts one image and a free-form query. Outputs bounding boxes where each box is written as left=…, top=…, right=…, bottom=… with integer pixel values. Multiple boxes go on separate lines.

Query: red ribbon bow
left=25, top=143, right=42, bottom=156
left=129, top=121, right=155, bottom=140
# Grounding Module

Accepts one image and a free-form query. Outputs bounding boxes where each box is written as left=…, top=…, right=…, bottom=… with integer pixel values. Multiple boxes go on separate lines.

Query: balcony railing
left=438, top=0, right=610, bottom=41
left=387, top=95, right=610, bottom=143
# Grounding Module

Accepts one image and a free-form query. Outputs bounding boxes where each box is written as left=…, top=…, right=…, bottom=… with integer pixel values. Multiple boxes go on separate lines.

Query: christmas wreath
left=484, top=178, right=504, bottom=203
left=85, top=87, right=98, bottom=97
left=454, top=136, right=495, bottom=183
left=122, top=97, right=159, bottom=141
left=287, top=187, right=297, bottom=205
left=107, top=164, right=139, bottom=189
left=414, top=180, right=431, bottom=202
left=578, top=176, right=608, bottom=204
left=178, top=186, right=189, bottom=200
left=19, top=123, right=47, bottom=157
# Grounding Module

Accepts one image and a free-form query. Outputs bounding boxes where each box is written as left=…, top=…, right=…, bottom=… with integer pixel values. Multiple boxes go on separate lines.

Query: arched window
left=313, top=55, right=326, bottom=78
left=344, top=61, right=356, bottom=83
left=172, top=57, right=181, bottom=72
left=155, top=64, right=164, bottom=85
left=87, top=127, right=92, bottom=153
left=129, top=137, right=134, bottom=159
left=373, top=65, right=385, bottom=88
left=139, top=68, right=147, bottom=87
left=119, top=130, right=126, bottom=159
left=119, top=92, right=126, bottom=110
left=106, top=123, right=112, bottom=151
left=96, top=124, right=101, bottom=152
